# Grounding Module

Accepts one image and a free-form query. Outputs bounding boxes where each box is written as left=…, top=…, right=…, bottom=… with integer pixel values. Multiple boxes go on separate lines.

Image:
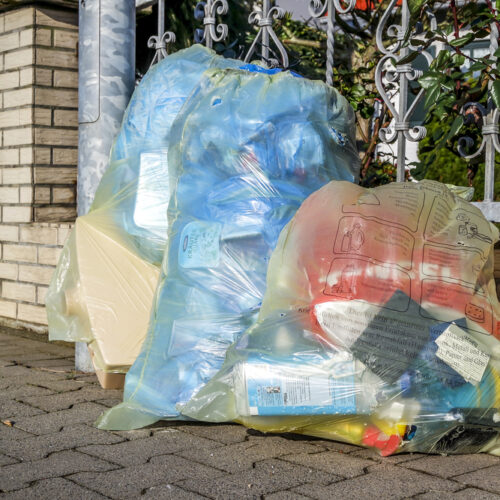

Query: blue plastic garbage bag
left=90, top=45, right=243, bottom=265
left=97, top=65, right=360, bottom=429
left=46, top=46, right=242, bottom=375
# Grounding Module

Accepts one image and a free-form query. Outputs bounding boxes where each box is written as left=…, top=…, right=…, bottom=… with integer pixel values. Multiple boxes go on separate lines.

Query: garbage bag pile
left=97, top=60, right=359, bottom=430
left=181, top=180, right=500, bottom=456
left=46, top=44, right=500, bottom=456
left=46, top=46, right=242, bottom=386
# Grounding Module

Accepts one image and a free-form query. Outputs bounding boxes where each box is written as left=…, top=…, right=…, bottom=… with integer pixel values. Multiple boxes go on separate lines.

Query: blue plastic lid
left=239, top=63, right=304, bottom=78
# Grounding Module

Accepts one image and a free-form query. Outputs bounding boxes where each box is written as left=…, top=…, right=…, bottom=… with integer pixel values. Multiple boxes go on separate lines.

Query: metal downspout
left=76, top=0, right=136, bottom=371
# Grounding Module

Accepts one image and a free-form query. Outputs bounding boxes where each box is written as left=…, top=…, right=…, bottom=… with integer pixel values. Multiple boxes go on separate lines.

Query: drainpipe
left=76, top=0, right=136, bottom=371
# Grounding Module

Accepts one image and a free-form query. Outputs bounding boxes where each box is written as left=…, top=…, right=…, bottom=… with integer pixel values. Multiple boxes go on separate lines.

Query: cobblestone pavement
left=1, top=329, right=500, bottom=499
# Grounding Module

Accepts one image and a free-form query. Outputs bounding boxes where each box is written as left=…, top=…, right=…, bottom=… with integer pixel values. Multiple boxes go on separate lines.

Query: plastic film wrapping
left=97, top=66, right=360, bottom=429
left=181, top=180, right=500, bottom=456
left=46, top=46, right=242, bottom=378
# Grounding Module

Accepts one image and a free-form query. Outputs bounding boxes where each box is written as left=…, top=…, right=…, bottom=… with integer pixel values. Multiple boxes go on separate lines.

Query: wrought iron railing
left=140, top=0, right=499, bottom=222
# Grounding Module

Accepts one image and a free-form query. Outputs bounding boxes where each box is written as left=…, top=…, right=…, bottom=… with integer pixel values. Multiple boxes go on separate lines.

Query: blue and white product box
left=235, top=353, right=375, bottom=416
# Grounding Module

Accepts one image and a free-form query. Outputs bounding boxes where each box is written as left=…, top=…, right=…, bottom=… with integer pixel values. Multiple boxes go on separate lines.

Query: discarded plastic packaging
left=46, top=46, right=242, bottom=387
left=97, top=64, right=359, bottom=428
left=181, top=180, right=500, bottom=455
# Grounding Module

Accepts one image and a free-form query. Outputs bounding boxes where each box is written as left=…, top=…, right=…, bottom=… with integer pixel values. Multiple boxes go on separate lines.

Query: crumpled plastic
left=97, top=65, right=360, bottom=429
left=46, top=46, right=242, bottom=377
left=180, top=180, right=500, bottom=456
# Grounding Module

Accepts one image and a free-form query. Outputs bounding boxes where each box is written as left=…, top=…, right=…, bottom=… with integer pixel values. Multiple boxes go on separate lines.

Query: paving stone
left=0, top=450, right=118, bottom=492
left=0, top=365, right=40, bottom=378
left=21, top=386, right=124, bottom=412
left=0, top=352, right=69, bottom=363
left=0, top=477, right=109, bottom=500
left=0, top=348, right=40, bottom=359
left=110, top=428, right=153, bottom=441
left=13, top=402, right=106, bottom=435
left=93, top=398, right=123, bottom=408
left=304, top=438, right=363, bottom=454
left=1, top=347, right=71, bottom=361
left=349, top=448, right=425, bottom=464
left=175, top=422, right=250, bottom=444
left=0, top=455, right=18, bottom=467
left=0, top=337, right=72, bottom=358
left=0, top=383, right=11, bottom=393
left=264, top=490, right=312, bottom=499
left=406, top=453, right=500, bottom=478
left=415, top=488, right=500, bottom=499
left=1, top=424, right=125, bottom=461
left=142, top=484, right=208, bottom=499
left=0, top=365, right=69, bottom=384
left=78, top=428, right=222, bottom=467
left=72, top=374, right=100, bottom=383
left=69, top=454, right=225, bottom=499
left=177, top=458, right=336, bottom=500
left=2, top=383, right=54, bottom=400
left=0, top=398, right=45, bottom=420
left=177, top=435, right=324, bottom=473
left=24, top=358, right=74, bottom=370
left=453, top=464, right=500, bottom=494
left=33, top=378, right=88, bottom=393
left=293, top=464, right=462, bottom=499
left=0, top=422, right=34, bottom=443
left=281, top=450, right=373, bottom=478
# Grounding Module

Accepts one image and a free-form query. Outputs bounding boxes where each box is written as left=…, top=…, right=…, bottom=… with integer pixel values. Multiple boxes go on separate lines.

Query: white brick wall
left=0, top=5, right=77, bottom=333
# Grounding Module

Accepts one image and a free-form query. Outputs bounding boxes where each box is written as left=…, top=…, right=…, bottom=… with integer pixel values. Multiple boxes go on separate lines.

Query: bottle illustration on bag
left=456, top=213, right=493, bottom=244
left=341, top=223, right=365, bottom=253
left=329, top=263, right=356, bottom=297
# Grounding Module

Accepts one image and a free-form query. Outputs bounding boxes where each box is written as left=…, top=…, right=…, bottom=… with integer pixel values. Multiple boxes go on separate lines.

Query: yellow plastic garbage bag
left=182, top=180, right=500, bottom=455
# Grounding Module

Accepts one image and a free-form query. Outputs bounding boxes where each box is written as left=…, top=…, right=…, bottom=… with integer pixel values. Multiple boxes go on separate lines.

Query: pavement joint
left=1, top=329, right=500, bottom=498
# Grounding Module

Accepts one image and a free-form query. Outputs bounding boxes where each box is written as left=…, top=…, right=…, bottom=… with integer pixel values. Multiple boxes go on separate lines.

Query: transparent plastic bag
left=97, top=67, right=359, bottom=429
left=181, top=180, right=500, bottom=456
left=46, top=46, right=242, bottom=377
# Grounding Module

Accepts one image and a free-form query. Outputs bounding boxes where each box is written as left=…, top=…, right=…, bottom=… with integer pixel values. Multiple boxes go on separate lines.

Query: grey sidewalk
left=1, top=329, right=500, bottom=499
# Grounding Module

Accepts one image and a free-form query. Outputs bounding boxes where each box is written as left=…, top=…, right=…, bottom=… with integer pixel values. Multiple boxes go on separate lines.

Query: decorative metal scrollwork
left=374, top=0, right=436, bottom=181
left=458, top=9, right=499, bottom=211
left=148, top=31, right=176, bottom=63
left=148, top=0, right=176, bottom=67
left=244, top=0, right=288, bottom=68
left=308, top=0, right=355, bottom=86
left=194, top=0, right=229, bottom=49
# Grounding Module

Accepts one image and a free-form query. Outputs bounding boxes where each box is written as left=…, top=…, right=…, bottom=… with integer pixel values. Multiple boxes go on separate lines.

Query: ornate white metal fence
left=142, top=0, right=499, bottom=221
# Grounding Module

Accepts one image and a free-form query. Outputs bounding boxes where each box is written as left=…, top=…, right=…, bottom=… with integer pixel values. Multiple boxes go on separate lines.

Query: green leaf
left=408, top=0, right=429, bottom=15
left=424, top=84, right=440, bottom=110
left=451, top=54, right=466, bottom=67
left=492, top=80, right=500, bottom=109
left=434, top=49, right=451, bottom=69
left=469, top=62, right=487, bottom=72
left=433, top=128, right=445, bottom=141
left=441, top=77, right=455, bottom=92
left=434, top=104, right=448, bottom=121
left=446, top=116, right=464, bottom=141
left=449, top=33, right=474, bottom=48
left=419, top=72, right=443, bottom=89
left=398, top=51, right=419, bottom=65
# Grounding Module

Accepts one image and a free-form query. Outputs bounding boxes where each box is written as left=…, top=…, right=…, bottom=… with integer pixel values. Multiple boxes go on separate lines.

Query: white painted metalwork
left=308, top=0, right=355, bottom=85
left=147, top=0, right=175, bottom=65
left=458, top=6, right=500, bottom=221
left=244, top=0, right=289, bottom=68
left=374, top=0, right=436, bottom=182
left=194, top=0, right=229, bottom=48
